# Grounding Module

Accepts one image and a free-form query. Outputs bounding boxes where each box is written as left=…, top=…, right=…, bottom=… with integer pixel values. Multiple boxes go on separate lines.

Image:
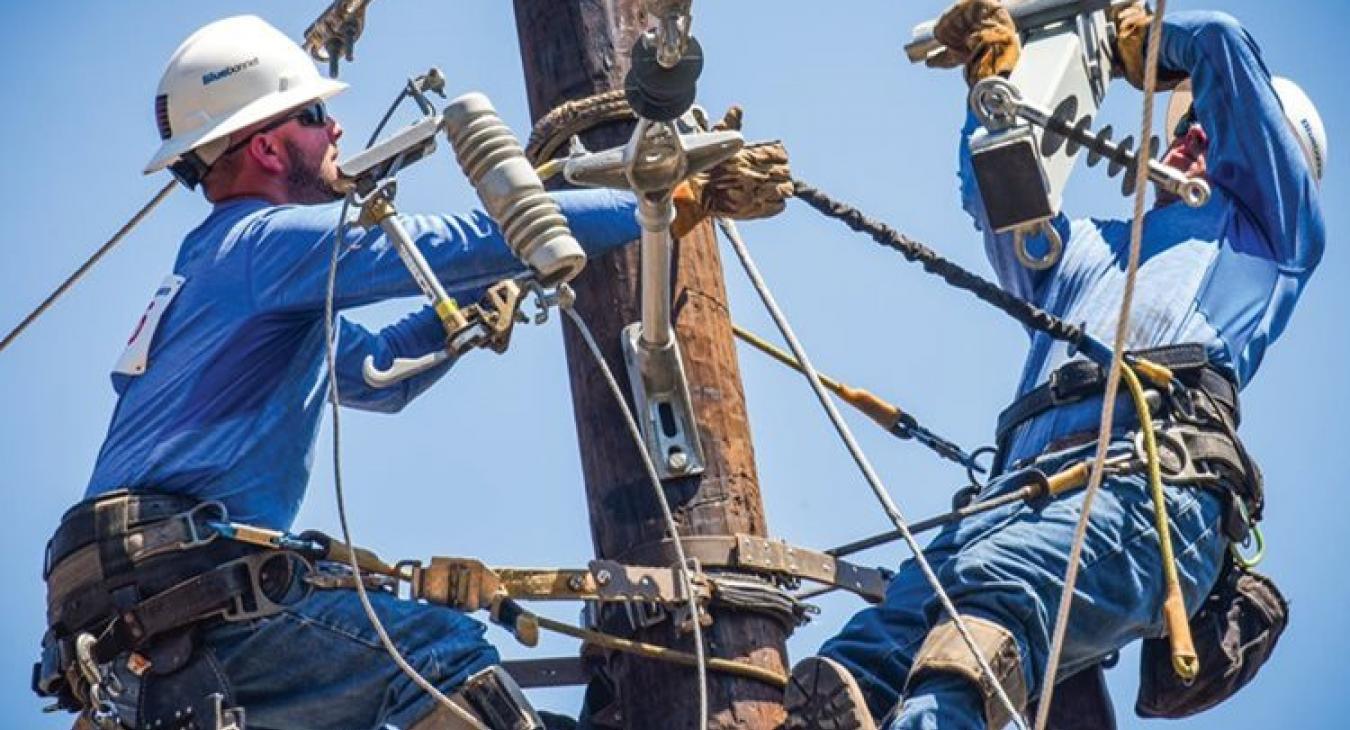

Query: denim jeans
left=819, top=441, right=1228, bottom=729
left=111, top=575, right=499, bottom=730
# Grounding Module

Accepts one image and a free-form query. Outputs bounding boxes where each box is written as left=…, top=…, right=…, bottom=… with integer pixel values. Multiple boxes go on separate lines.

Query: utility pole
left=512, top=2, right=789, bottom=728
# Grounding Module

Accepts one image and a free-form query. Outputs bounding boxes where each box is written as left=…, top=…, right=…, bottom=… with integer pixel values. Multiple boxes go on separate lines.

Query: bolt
left=567, top=575, right=585, bottom=591
left=595, top=569, right=613, bottom=586
left=667, top=449, right=689, bottom=472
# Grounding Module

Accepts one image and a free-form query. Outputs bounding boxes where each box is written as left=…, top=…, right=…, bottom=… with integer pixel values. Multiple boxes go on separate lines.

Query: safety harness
left=35, top=491, right=307, bottom=728
left=994, top=343, right=1263, bottom=545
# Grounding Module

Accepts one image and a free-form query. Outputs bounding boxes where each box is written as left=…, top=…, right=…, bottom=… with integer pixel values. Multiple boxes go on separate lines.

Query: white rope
left=536, top=100, right=714, bottom=723
left=1034, top=3, right=1171, bottom=726
left=561, top=303, right=710, bottom=730
left=717, top=217, right=1028, bottom=730
left=323, top=202, right=489, bottom=730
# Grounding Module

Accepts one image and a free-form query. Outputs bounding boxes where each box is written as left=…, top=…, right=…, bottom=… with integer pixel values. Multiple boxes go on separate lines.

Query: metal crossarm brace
left=620, top=533, right=891, bottom=602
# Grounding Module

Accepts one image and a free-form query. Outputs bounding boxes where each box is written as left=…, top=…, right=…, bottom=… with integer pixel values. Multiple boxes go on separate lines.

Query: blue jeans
left=112, top=576, right=499, bottom=730
left=820, top=441, right=1228, bottom=729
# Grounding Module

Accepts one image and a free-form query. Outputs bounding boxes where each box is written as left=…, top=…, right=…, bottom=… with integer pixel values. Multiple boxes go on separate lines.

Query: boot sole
left=783, top=657, right=878, bottom=730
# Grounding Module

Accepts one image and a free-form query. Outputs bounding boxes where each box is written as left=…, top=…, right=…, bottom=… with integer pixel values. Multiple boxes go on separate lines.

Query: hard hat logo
left=202, top=57, right=260, bottom=86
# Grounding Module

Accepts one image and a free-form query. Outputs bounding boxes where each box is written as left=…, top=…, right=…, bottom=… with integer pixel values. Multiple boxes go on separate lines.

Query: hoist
left=907, top=0, right=1209, bottom=269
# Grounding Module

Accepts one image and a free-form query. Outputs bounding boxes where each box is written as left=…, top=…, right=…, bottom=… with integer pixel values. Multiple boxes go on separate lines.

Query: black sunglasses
left=219, top=101, right=330, bottom=157
left=169, top=101, right=330, bottom=189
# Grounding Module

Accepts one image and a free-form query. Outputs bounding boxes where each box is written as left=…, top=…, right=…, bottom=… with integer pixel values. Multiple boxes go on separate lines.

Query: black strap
left=46, top=490, right=198, bottom=578
left=94, top=559, right=254, bottom=663
left=995, top=344, right=1238, bottom=447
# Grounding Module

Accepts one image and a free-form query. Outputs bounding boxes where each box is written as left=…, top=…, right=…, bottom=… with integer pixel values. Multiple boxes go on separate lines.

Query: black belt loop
left=94, top=498, right=133, bottom=580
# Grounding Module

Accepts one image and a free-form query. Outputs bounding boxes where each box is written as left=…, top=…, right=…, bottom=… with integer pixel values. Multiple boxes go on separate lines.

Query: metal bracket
left=211, top=692, right=246, bottom=730
left=621, top=323, right=705, bottom=477
left=563, top=119, right=741, bottom=480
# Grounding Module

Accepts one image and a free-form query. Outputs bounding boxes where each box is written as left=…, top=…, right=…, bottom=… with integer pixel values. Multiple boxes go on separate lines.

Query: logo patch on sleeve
left=113, top=274, right=186, bottom=377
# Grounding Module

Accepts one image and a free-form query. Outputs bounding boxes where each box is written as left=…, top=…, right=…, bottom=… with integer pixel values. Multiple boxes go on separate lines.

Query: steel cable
left=790, top=181, right=1098, bottom=355
left=0, top=180, right=176, bottom=355
left=323, top=200, right=490, bottom=730
left=321, top=87, right=488, bottom=729
left=1033, top=4, right=1172, bottom=727
left=717, top=217, right=1028, bottom=730
left=562, top=304, right=711, bottom=730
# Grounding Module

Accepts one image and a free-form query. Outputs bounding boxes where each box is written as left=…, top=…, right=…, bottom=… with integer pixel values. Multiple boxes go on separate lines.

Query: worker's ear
left=247, top=133, right=288, bottom=175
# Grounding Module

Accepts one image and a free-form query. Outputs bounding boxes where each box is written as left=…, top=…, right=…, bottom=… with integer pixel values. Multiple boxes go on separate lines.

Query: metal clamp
left=564, top=121, right=742, bottom=479
left=75, top=633, right=123, bottom=730
left=210, top=692, right=246, bottom=730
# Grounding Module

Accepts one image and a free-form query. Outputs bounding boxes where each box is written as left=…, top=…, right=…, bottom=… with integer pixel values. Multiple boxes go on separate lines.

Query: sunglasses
left=169, top=101, right=331, bottom=189
left=219, top=101, right=331, bottom=158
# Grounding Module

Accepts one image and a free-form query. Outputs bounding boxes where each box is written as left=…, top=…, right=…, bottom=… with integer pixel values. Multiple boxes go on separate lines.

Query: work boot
left=783, top=656, right=878, bottom=730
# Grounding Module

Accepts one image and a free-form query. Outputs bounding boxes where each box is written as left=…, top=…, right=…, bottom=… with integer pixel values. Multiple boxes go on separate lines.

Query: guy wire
left=717, top=217, right=1027, bottom=730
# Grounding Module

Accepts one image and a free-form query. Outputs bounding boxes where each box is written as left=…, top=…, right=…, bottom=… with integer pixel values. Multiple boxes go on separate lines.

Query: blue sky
left=1, top=1, right=1344, bottom=727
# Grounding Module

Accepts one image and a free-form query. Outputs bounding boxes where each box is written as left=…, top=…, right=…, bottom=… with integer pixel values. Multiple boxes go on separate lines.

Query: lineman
left=34, top=15, right=791, bottom=730
left=785, top=2, right=1324, bottom=729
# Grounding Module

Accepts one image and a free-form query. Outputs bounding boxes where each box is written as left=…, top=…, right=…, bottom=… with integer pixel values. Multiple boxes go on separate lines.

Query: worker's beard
left=284, top=140, right=343, bottom=204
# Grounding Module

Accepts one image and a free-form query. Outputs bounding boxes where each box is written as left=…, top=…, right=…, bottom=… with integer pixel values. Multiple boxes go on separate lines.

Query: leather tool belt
left=34, top=490, right=306, bottom=716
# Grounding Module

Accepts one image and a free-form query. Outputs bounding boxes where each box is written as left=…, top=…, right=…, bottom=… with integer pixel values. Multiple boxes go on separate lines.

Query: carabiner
left=1230, top=500, right=1266, bottom=568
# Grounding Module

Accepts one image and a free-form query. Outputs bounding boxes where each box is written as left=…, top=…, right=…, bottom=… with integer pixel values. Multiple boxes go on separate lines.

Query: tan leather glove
left=672, top=106, right=794, bottom=238
left=418, top=557, right=503, bottom=612
left=927, top=0, right=1021, bottom=87
left=1113, top=3, right=1187, bottom=91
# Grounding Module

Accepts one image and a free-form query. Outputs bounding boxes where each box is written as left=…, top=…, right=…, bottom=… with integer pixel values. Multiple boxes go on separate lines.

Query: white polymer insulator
left=443, top=92, right=587, bottom=284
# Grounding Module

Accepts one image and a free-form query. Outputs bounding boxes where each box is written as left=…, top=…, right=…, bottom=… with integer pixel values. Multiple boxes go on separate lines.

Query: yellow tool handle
left=225, top=523, right=287, bottom=547
left=1162, top=582, right=1199, bottom=681
left=1045, top=462, right=1091, bottom=496
left=1128, top=356, right=1174, bottom=389
left=732, top=324, right=901, bottom=429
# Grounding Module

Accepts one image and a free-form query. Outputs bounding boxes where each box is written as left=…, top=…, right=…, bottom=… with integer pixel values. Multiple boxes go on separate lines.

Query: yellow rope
left=1121, top=365, right=1199, bottom=681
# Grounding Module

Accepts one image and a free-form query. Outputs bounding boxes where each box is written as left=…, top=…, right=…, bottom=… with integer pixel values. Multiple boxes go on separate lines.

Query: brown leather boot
left=783, top=657, right=878, bottom=730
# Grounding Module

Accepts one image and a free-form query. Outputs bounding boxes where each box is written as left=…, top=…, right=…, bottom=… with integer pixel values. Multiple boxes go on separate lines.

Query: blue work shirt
left=86, top=190, right=641, bottom=530
left=957, top=11, right=1325, bottom=466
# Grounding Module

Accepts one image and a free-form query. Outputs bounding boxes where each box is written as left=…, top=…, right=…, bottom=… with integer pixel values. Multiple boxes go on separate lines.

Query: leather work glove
left=1113, top=3, right=1187, bottom=91
left=418, top=557, right=504, bottom=613
left=927, top=0, right=1021, bottom=87
left=672, top=106, right=794, bottom=238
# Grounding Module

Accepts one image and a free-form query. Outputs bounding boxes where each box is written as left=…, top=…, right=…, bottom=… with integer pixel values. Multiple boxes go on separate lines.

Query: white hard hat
left=1166, top=77, right=1326, bottom=182
left=145, top=15, right=347, bottom=179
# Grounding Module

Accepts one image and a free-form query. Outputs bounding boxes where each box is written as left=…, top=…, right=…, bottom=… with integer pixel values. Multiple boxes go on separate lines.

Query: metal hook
left=1013, top=220, right=1064, bottom=271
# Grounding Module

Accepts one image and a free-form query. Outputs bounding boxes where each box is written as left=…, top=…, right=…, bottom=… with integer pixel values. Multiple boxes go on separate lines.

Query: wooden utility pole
left=512, top=2, right=789, bottom=728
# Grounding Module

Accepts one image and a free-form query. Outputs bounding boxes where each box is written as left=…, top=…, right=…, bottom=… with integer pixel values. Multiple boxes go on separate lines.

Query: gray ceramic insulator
left=443, top=92, right=586, bottom=284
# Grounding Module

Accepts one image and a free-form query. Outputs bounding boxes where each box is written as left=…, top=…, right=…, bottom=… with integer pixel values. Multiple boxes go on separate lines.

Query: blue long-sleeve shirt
left=957, top=11, right=1325, bottom=466
left=86, top=189, right=641, bottom=529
